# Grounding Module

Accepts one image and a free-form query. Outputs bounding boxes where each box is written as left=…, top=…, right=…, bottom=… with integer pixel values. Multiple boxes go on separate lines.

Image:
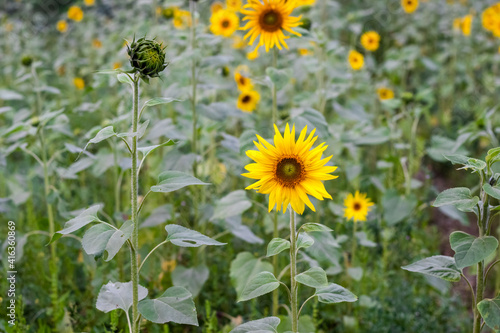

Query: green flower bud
left=300, top=18, right=311, bottom=31
left=163, top=7, right=175, bottom=19
left=221, top=66, right=230, bottom=77
left=21, top=55, right=33, bottom=67
left=30, top=116, right=40, bottom=127
left=127, top=37, right=168, bottom=81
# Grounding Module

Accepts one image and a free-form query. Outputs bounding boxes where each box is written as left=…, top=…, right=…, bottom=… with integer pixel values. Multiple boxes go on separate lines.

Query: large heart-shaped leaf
left=230, top=317, right=280, bottom=333
left=449, top=231, right=498, bottom=269
left=295, top=267, right=328, bottom=288
left=266, top=238, right=290, bottom=257
left=96, top=281, right=148, bottom=313
left=50, top=204, right=102, bottom=243
left=315, top=283, right=357, bottom=304
left=151, top=171, right=210, bottom=193
left=477, top=296, right=500, bottom=331
left=433, top=188, right=479, bottom=212
left=230, top=252, right=274, bottom=298
left=483, top=183, right=500, bottom=200
left=165, top=224, right=225, bottom=247
left=401, top=255, right=461, bottom=282
left=239, top=272, right=280, bottom=302
left=138, top=286, right=197, bottom=325
left=297, top=233, right=314, bottom=250
left=171, top=265, right=209, bottom=298
left=81, top=221, right=133, bottom=261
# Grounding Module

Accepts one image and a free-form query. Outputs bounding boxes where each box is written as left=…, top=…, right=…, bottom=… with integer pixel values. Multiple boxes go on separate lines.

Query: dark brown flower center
left=242, top=94, right=251, bottom=103
left=260, top=10, right=283, bottom=32
left=239, top=76, right=247, bottom=85
left=275, top=157, right=304, bottom=186
left=353, top=202, right=361, bottom=211
left=222, top=20, right=230, bottom=28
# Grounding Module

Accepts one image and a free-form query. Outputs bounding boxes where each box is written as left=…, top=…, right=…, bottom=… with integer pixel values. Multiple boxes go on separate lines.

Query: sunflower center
left=242, top=95, right=251, bottom=103
left=260, top=10, right=283, bottom=32
left=353, top=202, right=361, bottom=211
left=275, top=157, right=304, bottom=186
left=222, top=20, right=230, bottom=28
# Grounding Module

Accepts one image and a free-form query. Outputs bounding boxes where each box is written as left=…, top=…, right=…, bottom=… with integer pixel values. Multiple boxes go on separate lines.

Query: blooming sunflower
left=173, top=9, right=191, bottom=29
left=377, top=87, right=394, bottom=100
left=247, top=48, right=260, bottom=60
left=348, top=50, right=364, bottom=70
left=241, top=0, right=302, bottom=52
left=401, top=0, right=418, bottom=14
left=57, top=20, right=68, bottom=33
left=84, top=0, right=95, bottom=6
left=460, top=14, right=473, bottom=36
left=360, top=31, right=380, bottom=52
left=242, top=124, right=338, bottom=214
left=210, top=9, right=240, bottom=37
left=343, top=191, right=374, bottom=222
left=227, top=0, right=242, bottom=12
left=73, top=77, right=85, bottom=90
left=482, top=7, right=497, bottom=32
left=234, top=70, right=253, bottom=91
left=211, top=2, right=224, bottom=13
left=296, top=0, right=315, bottom=6
left=67, top=6, right=84, bottom=22
left=237, top=90, right=260, bottom=112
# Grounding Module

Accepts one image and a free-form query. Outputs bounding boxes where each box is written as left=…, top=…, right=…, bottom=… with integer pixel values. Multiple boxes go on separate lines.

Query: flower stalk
left=289, top=208, right=298, bottom=332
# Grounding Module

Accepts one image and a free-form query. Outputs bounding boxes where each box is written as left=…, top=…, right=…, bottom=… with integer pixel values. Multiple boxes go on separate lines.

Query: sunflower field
left=1, top=0, right=500, bottom=332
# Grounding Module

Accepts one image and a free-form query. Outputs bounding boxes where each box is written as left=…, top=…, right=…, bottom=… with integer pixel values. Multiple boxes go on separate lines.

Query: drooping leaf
left=433, top=187, right=479, bottom=212
left=96, top=281, right=148, bottom=313
left=295, top=267, right=328, bottom=288
left=239, top=272, right=280, bottom=302
left=401, top=255, right=461, bottom=282
left=477, top=296, right=500, bottom=331
left=483, top=183, right=500, bottom=200
left=151, top=171, right=210, bottom=193
left=138, top=287, right=198, bottom=325
left=315, top=283, right=357, bottom=304
left=143, top=97, right=182, bottom=107
left=82, top=126, right=116, bottom=153
left=449, top=231, right=498, bottom=269
left=230, top=252, right=274, bottom=298
left=297, top=233, right=314, bottom=250
left=165, top=224, right=225, bottom=248
left=230, top=317, right=280, bottom=333
left=266, top=238, right=290, bottom=257
left=50, top=204, right=102, bottom=243
left=104, top=220, right=134, bottom=261
left=117, top=73, right=133, bottom=85
left=299, top=223, right=333, bottom=233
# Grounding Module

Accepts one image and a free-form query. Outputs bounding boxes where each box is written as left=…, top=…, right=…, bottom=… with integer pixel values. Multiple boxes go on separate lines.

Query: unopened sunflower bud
left=21, top=55, right=33, bottom=67
left=163, top=7, right=175, bottom=19
left=127, top=37, right=168, bottom=80
left=30, top=116, right=40, bottom=127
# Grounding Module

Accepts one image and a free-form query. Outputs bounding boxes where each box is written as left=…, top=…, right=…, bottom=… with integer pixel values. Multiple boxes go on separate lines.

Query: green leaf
left=239, top=272, right=280, bottom=302
left=265, top=67, right=290, bottom=90
left=138, top=140, right=175, bottom=158
left=401, top=255, right=461, bottom=282
left=449, top=231, right=498, bottom=269
left=295, top=267, right=328, bottom=288
left=82, top=126, right=116, bottom=154
left=229, top=317, right=280, bottom=333
left=299, top=223, right=333, bottom=233
left=151, top=171, right=210, bottom=193
left=297, top=233, right=314, bottom=250
left=82, top=221, right=132, bottom=261
left=477, top=296, right=500, bottom=331
left=138, top=286, right=198, bottom=325
left=117, top=73, right=133, bottom=85
left=444, top=154, right=487, bottom=172
left=315, top=283, right=357, bottom=304
left=171, top=265, right=209, bottom=298
left=50, top=204, right=102, bottom=243
left=347, top=267, right=363, bottom=281
left=483, top=183, right=500, bottom=200
left=382, top=190, right=417, bottom=225
left=165, top=224, right=226, bottom=248
left=0, top=89, right=23, bottom=100
left=266, top=238, right=290, bottom=257
left=143, top=97, right=182, bottom=107
left=96, top=281, right=148, bottom=313
left=230, top=252, right=274, bottom=298
left=486, top=147, right=500, bottom=168
left=433, top=187, right=479, bottom=212
left=211, top=190, right=252, bottom=221
left=104, top=220, right=133, bottom=261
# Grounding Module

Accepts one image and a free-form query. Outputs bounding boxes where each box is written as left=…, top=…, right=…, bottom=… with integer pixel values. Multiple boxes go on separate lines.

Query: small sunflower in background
left=298, top=48, right=312, bottom=56
left=57, top=20, right=68, bottom=33
left=226, top=0, right=242, bottom=12
left=344, top=191, right=374, bottom=222
left=247, top=48, right=259, bottom=60
left=241, top=0, right=302, bottom=53
left=482, top=7, right=497, bottom=32
left=237, top=90, right=260, bottom=112
left=242, top=124, right=338, bottom=214
left=173, top=9, right=191, bottom=29
left=210, top=9, right=239, bottom=37
left=234, top=69, right=253, bottom=91
left=84, top=0, right=95, bottom=6
left=401, top=0, right=418, bottom=14
left=92, top=38, right=102, bottom=49
left=67, top=6, right=84, bottom=22
left=377, top=87, right=394, bottom=100
left=211, top=1, right=224, bottom=13
left=360, top=31, right=380, bottom=51
left=348, top=50, right=364, bottom=70
left=73, top=77, right=85, bottom=90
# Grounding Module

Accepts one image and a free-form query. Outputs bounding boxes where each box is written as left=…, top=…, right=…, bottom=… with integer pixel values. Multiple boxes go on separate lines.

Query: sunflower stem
left=351, top=221, right=357, bottom=267
left=190, top=0, right=198, bottom=177
left=289, top=208, right=299, bottom=332
left=272, top=210, right=279, bottom=316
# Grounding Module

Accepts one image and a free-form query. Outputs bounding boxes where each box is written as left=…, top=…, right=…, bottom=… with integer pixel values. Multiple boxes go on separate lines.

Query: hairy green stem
left=190, top=0, right=198, bottom=177
left=289, top=209, right=298, bottom=332
left=272, top=210, right=279, bottom=316
left=131, top=75, right=140, bottom=333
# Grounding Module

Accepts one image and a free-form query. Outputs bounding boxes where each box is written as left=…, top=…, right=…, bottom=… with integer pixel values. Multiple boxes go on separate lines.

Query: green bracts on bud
left=127, top=37, right=168, bottom=81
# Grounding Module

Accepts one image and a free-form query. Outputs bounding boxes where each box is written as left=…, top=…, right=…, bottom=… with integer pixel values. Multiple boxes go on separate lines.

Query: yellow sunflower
left=360, top=31, right=380, bottom=52
left=241, top=0, right=302, bottom=52
left=343, top=191, right=374, bottom=222
left=67, top=5, right=84, bottom=22
left=296, top=0, right=315, bottom=6
left=242, top=124, right=338, bottom=214
left=73, top=78, right=85, bottom=90
left=237, top=90, right=260, bottom=112
left=461, top=14, right=473, bottom=36
left=401, top=0, right=418, bottom=14
left=377, top=87, right=394, bottom=100
left=210, top=9, right=240, bottom=37
left=234, top=71, right=253, bottom=91
left=173, top=9, right=192, bottom=29
left=348, top=50, right=364, bottom=70
left=57, top=20, right=68, bottom=33
left=227, top=0, right=242, bottom=12
left=84, top=0, right=95, bottom=6
left=247, top=48, right=260, bottom=60
left=482, top=8, right=497, bottom=32
left=211, top=2, right=224, bottom=13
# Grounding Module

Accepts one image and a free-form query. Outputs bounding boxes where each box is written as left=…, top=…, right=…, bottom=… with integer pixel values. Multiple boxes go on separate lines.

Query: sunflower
left=241, top=0, right=302, bottom=52
left=211, top=2, right=224, bottom=13
left=377, top=87, right=394, bottom=100
left=401, top=0, right=418, bottom=14
left=343, top=191, right=374, bottom=222
left=210, top=9, right=240, bottom=37
left=234, top=70, right=253, bottom=91
left=84, top=0, right=95, bottom=6
left=227, top=0, right=242, bottom=12
left=482, top=8, right=497, bottom=32
left=348, top=50, right=364, bottom=70
left=242, top=124, right=338, bottom=214
left=360, top=31, right=380, bottom=52
left=296, top=0, right=315, bottom=6
left=247, top=48, right=260, bottom=60
left=57, top=20, right=68, bottom=33
left=173, top=9, right=191, bottom=29
left=73, top=77, right=85, bottom=90
left=67, top=5, right=84, bottom=22
left=237, top=90, right=260, bottom=112
left=92, top=39, right=102, bottom=49
left=460, top=14, right=473, bottom=36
